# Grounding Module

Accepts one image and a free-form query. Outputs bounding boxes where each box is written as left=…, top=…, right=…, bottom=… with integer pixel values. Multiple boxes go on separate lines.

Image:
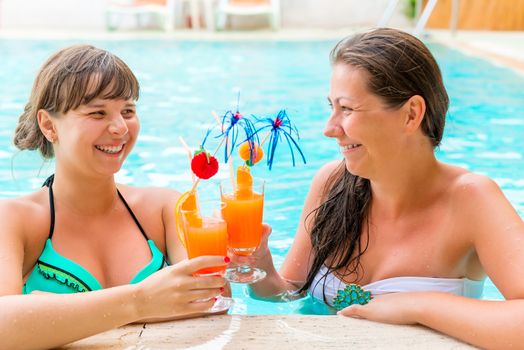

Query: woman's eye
left=341, top=106, right=353, bottom=113
left=122, top=109, right=136, bottom=118
left=89, top=111, right=105, bottom=118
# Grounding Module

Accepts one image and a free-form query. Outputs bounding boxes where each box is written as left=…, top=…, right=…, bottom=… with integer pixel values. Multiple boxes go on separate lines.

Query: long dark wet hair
left=300, top=28, right=449, bottom=300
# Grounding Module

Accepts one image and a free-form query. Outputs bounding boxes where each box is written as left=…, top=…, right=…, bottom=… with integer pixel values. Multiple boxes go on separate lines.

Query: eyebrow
left=85, top=102, right=136, bottom=108
left=327, top=96, right=354, bottom=103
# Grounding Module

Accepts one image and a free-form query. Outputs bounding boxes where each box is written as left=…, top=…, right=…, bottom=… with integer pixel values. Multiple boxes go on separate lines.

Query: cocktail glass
left=220, top=178, right=266, bottom=284
left=180, top=200, right=234, bottom=312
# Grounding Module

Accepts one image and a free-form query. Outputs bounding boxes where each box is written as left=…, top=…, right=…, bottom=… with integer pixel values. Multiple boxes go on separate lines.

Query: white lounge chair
left=106, top=0, right=176, bottom=31
left=215, top=0, right=280, bottom=31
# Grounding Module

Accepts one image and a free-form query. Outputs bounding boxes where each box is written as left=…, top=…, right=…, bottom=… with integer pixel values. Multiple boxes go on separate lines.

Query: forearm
left=414, top=293, right=524, bottom=349
left=0, top=284, right=140, bottom=350
left=249, top=253, right=303, bottom=300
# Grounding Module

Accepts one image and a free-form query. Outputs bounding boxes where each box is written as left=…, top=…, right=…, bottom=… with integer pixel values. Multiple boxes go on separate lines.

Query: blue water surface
left=0, top=39, right=522, bottom=314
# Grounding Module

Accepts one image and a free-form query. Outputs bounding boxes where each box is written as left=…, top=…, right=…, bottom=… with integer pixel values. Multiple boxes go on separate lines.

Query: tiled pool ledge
left=62, top=315, right=476, bottom=349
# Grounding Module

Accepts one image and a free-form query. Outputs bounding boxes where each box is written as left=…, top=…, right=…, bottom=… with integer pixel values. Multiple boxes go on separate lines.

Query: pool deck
left=430, top=29, right=524, bottom=75
left=61, top=315, right=477, bottom=349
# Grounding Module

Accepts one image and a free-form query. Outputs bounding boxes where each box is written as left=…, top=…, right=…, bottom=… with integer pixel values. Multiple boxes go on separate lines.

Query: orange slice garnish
left=235, top=166, right=253, bottom=199
left=174, top=191, right=200, bottom=247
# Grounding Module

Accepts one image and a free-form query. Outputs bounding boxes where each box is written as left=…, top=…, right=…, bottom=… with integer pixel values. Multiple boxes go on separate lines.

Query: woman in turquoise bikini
left=0, top=45, right=228, bottom=349
left=251, top=28, right=524, bottom=348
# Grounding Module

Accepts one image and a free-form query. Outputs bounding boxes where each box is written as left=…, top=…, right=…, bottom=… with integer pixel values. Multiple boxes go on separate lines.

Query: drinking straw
left=213, top=111, right=236, bottom=190
left=178, top=136, right=196, bottom=185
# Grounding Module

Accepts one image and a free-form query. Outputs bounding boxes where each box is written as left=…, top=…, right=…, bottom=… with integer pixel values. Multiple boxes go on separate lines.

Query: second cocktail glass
left=220, top=177, right=266, bottom=284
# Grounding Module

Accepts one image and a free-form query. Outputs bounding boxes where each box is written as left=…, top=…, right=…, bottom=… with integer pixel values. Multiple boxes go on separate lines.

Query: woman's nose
left=323, top=114, right=343, bottom=138
left=108, top=114, right=128, bottom=136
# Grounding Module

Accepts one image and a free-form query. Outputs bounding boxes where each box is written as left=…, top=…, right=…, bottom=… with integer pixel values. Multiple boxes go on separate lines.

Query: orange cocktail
left=220, top=166, right=266, bottom=283
left=221, top=192, right=263, bottom=255
left=177, top=197, right=233, bottom=312
left=183, top=215, right=228, bottom=275
left=180, top=198, right=229, bottom=276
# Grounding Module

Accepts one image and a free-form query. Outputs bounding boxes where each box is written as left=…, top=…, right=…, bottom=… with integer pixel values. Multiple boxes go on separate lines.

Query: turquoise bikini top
left=23, top=175, right=167, bottom=294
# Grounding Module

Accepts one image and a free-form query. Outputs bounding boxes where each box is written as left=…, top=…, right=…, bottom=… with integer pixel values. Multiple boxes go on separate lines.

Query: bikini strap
left=42, top=175, right=56, bottom=239
left=42, top=175, right=149, bottom=241
left=117, top=189, right=149, bottom=241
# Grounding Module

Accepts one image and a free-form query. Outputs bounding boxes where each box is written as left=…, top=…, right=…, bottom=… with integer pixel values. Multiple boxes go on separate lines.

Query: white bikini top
left=309, top=266, right=485, bottom=306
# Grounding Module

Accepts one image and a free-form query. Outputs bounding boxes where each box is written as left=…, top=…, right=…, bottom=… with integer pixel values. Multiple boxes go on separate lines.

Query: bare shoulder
left=117, top=184, right=181, bottom=208
left=302, top=160, right=344, bottom=213
left=116, top=185, right=182, bottom=224
left=0, top=191, right=48, bottom=246
left=444, top=164, right=522, bottom=237
left=115, top=185, right=183, bottom=246
left=441, top=167, right=524, bottom=297
left=0, top=198, right=27, bottom=236
left=316, top=159, right=343, bottom=179
left=447, top=166, right=503, bottom=204
left=311, top=160, right=344, bottom=190
left=0, top=193, right=47, bottom=228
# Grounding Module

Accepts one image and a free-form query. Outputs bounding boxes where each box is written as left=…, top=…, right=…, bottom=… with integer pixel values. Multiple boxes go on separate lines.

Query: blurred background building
left=0, top=0, right=415, bottom=32
left=424, top=0, right=524, bottom=31
left=0, top=0, right=522, bottom=33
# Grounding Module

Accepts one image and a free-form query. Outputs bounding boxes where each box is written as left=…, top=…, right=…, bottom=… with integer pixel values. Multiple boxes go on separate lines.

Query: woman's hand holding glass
left=135, top=256, right=228, bottom=319
left=250, top=223, right=274, bottom=271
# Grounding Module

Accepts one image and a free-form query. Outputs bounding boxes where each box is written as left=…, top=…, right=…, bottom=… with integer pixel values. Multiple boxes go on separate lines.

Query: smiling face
left=21, top=45, right=140, bottom=163
left=29, top=45, right=141, bottom=179
left=51, top=92, right=139, bottom=178
left=325, top=64, right=410, bottom=179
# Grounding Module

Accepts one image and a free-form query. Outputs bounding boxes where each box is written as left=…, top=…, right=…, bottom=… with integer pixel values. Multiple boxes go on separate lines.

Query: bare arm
left=341, top=291, right=524, bottom=349
left=418, top=293, right=524, bottom=349
left=1, top=285, right=139, bottom=350
left=341, top=174, right=524, bottom=349
left=0, top=200, right=226, bottom=350
left=249, top=161, right=341, bottom=299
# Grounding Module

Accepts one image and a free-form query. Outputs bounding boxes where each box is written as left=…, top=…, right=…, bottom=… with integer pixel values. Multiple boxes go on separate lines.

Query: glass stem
left=238, top=265, right=251, bottom=274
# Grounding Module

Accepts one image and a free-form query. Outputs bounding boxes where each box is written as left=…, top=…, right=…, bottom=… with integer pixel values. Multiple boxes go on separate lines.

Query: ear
left=403, top=95, right=426, bottom=133
left=37, top=109, right=57, bottom=143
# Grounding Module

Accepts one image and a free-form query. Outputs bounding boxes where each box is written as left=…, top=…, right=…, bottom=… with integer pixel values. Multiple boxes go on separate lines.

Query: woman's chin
left=344, top=159, right=366, bottom=178
left=94, top=166, right=123, bottom=177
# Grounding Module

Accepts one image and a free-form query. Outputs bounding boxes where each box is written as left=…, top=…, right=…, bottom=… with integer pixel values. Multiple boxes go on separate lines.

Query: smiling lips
left=95, top=144, right=124, bottom=154
left=341, top=143, right=362, bottom=151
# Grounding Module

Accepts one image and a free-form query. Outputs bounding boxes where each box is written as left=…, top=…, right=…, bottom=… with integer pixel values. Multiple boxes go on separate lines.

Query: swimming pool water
left=0, top=39, right=522, bottom=314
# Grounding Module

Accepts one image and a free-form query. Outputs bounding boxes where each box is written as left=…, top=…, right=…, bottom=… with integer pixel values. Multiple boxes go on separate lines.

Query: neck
left=51, top=168, right=119, bottom=216
left=370, top=144, right=441, bottom=220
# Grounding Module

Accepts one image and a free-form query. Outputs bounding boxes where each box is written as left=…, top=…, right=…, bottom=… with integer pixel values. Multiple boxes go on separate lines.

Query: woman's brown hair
left=13, top=44, right=139, bottom=158
left=300, top=28, right=449, bottom=299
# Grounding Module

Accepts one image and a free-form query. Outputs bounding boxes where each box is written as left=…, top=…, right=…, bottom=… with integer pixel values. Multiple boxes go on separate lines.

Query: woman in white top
left=251, top=28, right=524, bottom=349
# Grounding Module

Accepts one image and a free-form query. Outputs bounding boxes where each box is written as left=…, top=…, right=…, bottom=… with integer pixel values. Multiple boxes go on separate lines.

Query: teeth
left=95, top=144, right=123, bottom=154
left=342, top=144, right=360, bottom=150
